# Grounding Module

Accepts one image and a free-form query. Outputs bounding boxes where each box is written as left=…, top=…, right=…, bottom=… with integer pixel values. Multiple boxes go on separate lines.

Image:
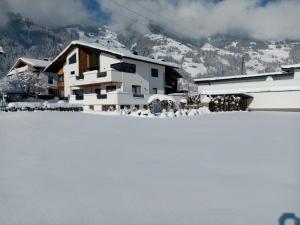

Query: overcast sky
left=1, top=0, right=300, bottom=41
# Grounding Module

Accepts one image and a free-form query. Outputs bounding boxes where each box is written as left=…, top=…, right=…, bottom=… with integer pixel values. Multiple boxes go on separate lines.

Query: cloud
left=98, top=0, right=300, bottom=40
left=0, top=0, right=93, bottom=27
left=1, top=0, right=300, bottom=41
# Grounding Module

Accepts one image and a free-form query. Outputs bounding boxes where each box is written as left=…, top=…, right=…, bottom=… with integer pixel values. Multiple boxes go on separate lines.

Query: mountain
left=1, top=13, right=300, bottom=82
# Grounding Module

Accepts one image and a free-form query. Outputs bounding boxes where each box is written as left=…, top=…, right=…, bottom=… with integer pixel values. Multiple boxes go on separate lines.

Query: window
left=73, top=89, right=84, bottom=96
left=58, top=76, right=64, bottom=82
left=111, top=62, right=136, bottom=73
left=48, top=75, right=53, bottom=84
left=153, top=88, right=157, bottom=94
left=132, top=85, right=141, bottom=94
left=106, top=85, right=116, bottom=93
left=48, top=88, right=55, bottom=95
left=151, top=68, right=159, bottom=77
left=70, top=71, right=75, bottom=75
left=89, top=53, right=99, bottom=70
left=68, top=53, right=77, bottom=64
left=95, top=89, right=101, bottom=94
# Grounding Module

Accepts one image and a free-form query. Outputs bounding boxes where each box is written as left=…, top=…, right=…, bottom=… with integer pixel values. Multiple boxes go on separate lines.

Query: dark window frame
left=151, top=68, right=159, bottom=77
left=68, top=53, right=77, bottom=65
left=111, top=62, right=136, bottom=73
left=48, top=75, right=54, bottom=85
left=132, top=85, right=141, bottom=94
left=106, top=85, right=117, bottom=93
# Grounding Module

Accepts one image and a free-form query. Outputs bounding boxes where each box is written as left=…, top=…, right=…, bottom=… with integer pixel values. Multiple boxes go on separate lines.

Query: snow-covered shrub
left=148, top=94, right=177, bottom=114
left=198, top=106, right=210, bottom=114
left=6, top=101, right=83, bottom=112
left=188, top=109, right=198, bottom=117
left=159, top=109, right=168, bottom=118
left=209, top=95, right=247, bottom=112
left=167, top=110, right=175, bottom=118
left=175, top=110, right=183, bottom=117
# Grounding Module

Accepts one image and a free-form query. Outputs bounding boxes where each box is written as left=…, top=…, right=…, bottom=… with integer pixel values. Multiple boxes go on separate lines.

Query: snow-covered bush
left=198, top=106, right=210, bottom=114
left=159, top=109, right=168, bottom=118
left=188, top=109, right=198, bottom=117
left=6, top=101, right=83, bottom=112
left=209, top=95, right=247, bottom=112
left=148, top=94, right=177, bottom=114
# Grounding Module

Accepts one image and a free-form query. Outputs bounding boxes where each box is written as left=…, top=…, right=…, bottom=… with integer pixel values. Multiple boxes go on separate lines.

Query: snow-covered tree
left=6, top=70, right=48, bottom=95
left=0, top=76, right=12, bottom=93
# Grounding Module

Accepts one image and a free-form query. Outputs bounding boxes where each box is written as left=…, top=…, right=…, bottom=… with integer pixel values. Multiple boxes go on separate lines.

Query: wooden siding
left=79, top=48, right=88, bottom=75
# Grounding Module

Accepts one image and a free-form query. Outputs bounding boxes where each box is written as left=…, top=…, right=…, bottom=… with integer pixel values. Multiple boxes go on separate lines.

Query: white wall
left=123, top=58, right=165, bottom=95
left=100, top=53, right=121, bottom=72
left=63, top=48, right=79, bottom=97
left=197, top=73, right=300, bottom=111
left=63, top=47, right=172, bottom=108
left=248, top=91, right=300, bottom=111
left=294, top=68, right=300, bottom=80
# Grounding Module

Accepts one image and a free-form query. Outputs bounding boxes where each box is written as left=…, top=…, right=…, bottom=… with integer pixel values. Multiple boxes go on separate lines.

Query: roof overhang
left=282, top=64, right=300, bottom=70
left=194, top=71, right=289, bottom=84
left=45, top=41, right=180, bottom=73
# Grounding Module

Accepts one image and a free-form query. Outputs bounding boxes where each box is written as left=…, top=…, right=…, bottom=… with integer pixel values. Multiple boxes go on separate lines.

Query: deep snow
left=0, top=112, right=299, bottom=225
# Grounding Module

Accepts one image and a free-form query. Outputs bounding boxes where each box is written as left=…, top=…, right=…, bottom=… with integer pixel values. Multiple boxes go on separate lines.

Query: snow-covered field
left=0, top=112, right=299, bottom=225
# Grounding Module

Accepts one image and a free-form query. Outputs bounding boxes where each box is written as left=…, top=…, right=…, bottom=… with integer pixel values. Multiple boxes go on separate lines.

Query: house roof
left=45, top=41, right=180, bottom=72
left=9, top=57, right=50, bottom=72
left=199, top=79, right=300, bottom=95
left=194, top=71, right=288, bottom=83
left=281, top=63, right=300, bottom=69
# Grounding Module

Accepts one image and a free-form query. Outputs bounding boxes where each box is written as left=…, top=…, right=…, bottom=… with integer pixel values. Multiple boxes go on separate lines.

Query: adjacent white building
left=45, top=41, right=182, bottom=111
left=0, top=46, right=4, bottom=54
left=7, top=57, right=58, bottom=96
left=194, top=65, right=300, bottom=111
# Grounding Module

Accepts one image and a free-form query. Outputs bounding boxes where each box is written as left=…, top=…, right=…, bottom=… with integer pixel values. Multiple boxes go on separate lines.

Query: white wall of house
left=294, top=68, right=300, bottom=80
left=62, top=47, right=170, bottom=109
left=248, top=91, right=300, bottom=111
left=196, top=73, right=300, bottom=111
left=63, top=48, right=79, bottom=97
left=123, top=58, right=165, bottom=95
left=100, top=53, right=121, bottom=72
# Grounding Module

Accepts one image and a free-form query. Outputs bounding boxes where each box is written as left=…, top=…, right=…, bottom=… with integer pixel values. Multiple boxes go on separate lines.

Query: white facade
left=46, top=41, right=181, bottom=111
left=195, top=67, right=300, bottom=111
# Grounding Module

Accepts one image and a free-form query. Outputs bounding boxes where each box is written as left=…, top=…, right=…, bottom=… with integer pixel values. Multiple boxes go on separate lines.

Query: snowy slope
left=76, top=28, right=298, bottom=78
left=0, top=112, right=300, bottom=225
left=1, top=13, right=300, bottom=80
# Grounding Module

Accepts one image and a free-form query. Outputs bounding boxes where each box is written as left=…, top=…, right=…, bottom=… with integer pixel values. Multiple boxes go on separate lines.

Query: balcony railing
left=76, top=74, right=84, bottom=80
left=97, top=71, right=107, bottom=78
left=133, top=93, right=144, bottom=98
left=97, top=94, right=108, bottom=99
left=75, top=95, right=84, bottom=100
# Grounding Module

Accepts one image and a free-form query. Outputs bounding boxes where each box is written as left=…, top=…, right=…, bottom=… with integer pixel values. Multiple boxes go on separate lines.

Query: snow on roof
left=20, top=57, right=51, bottom=68
left=281, top=63, right=300, bottom=69
left=194, top=71, right=287, bottom=83
left=45, top=41, right=180, bottom=71
left=199, top=79, right=300, bottom=95
left=9, top=57, right=50, bottom=73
